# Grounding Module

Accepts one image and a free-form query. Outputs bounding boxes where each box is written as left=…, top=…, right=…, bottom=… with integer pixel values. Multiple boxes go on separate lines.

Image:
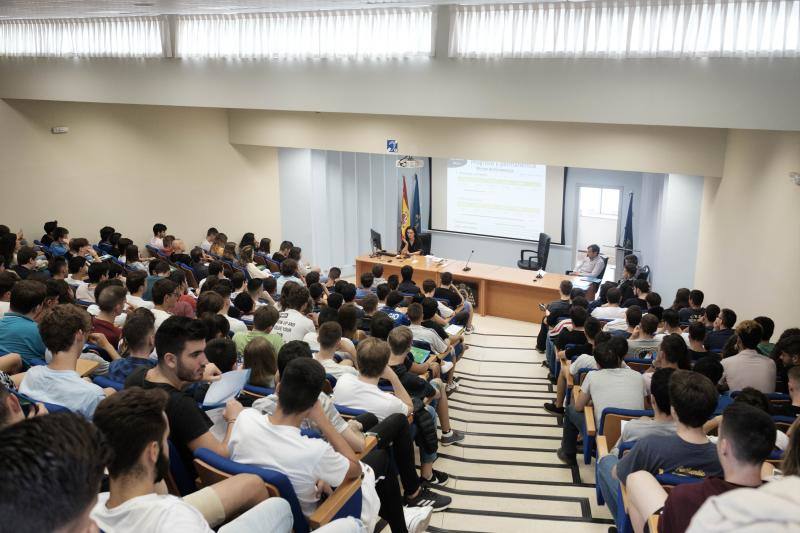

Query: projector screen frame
left=427, top=158, right=567, bottom=246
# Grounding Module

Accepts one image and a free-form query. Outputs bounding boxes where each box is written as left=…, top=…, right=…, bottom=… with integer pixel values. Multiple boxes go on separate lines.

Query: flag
left=622, top=192, right=634, bottom=255
left=411, top=174, right=422, bottom=234
left=400, top=176, right=410, bottom=244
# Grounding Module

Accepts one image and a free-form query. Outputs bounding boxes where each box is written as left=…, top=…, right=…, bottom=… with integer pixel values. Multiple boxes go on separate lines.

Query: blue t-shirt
left=379, top=306, right=411, bottom=327
left=0, top=313, right=47, bottom=367
left=616, top=433, right=722, bottom=484
left=107, top=357, right=156, bottom=384
left=142, top=274, right=162, bottom=301
left=19, top=365, right=106, bottom=419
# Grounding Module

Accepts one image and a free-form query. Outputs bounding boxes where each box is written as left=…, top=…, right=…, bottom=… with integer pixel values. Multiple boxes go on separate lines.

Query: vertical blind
left=175, top=8, right=436, bottom=59
left=0, top=17, right=165, bottom=57
left=449, top=1, right=800, bottom=58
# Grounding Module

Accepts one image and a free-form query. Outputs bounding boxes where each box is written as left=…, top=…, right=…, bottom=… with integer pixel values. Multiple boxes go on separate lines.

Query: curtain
left=0, top=17, right=166, bottom=57
left=449, top=0, right=800, bottom=58
left=175, top=8, right=435, bottom=59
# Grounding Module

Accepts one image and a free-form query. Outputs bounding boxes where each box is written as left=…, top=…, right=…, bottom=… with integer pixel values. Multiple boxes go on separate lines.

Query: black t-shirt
left=688, top=349, right=709, bottom=361
left=678, top=307, right=705, bottom=324
left=398, top=281, right=420, bottom=294
left=390, top=354, right=436, bottom=400
left=125, top=367, right=212, bottom=476
left=271, top=252, right=286, bottom=263
left=546, top=300, right=571, bottom=327
left=40, top=235, right=54, bottom=246
left=433, top=287, right=462, bottom=309
left=422, top=319, right=448, bottom=340
left=773, top=403, right=800, bottom=418
left=565, top=343, right=593, bottom=360
left=621, top=297, right=647, bottom=309
left=555, top=329, right=587, bottom=350
left=405, top=238, right=421, bottom=254
left=617, top=279, right=635, bottom=303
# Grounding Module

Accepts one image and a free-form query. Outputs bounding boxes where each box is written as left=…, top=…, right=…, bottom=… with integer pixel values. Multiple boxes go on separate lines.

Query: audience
left=721, top=319, right=776, bottom=393
left=627, top=313, right=662, bottom=357
left=705, top=307, right=737, bottom=351
left=107, top=310, right=156, bottom=383
left=233, top=304, right=283, bottom=355
left=91, top=283, right=126, bottom=347
left=0, top=280, right=47, bottom=367
left=398, top=265, right=419, bottom=294
left=273, top=284, right=315, bottom=342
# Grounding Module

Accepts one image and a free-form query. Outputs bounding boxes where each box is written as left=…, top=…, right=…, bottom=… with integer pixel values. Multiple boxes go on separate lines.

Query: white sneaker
left=404, top=505, right=433, bottom=533
left=440, top=360, right=454, bottom=374
left=445, top=381, right=459, bottom=393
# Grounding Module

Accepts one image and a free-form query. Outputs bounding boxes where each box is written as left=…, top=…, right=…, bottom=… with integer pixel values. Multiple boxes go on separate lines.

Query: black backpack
left=412, top=397, right=438, bottom=455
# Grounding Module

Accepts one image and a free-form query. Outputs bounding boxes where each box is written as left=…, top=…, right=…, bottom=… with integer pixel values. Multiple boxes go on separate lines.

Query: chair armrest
left=620, top=483, right=631, bottom=512
left=572, top=385, right=581, bottom=404
left=596, top=435, right=609, bottom=458
left=355, top=435, right=378, bottom=461
left=566, top=367, right=574, bottom=388
left=308, top=475, right=362, bottom=529
left=584, top=405, right=596, bottom=437
left=648, top=514, right=659, bottom=532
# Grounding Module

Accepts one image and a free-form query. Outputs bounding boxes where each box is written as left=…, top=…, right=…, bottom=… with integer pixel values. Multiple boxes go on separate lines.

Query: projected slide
left=445, top=159, right=547, bottom=241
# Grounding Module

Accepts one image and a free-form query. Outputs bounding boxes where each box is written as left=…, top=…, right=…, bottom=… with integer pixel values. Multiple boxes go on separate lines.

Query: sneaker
left=420, top=469, right=450, bottom=487
left=440, top=429, right=465, bottom=446
left=406, top=486, right=451, bottom=512
left=543, top=402, right=565, bottom=416
left=404, top=505, right=432, bottom=533
left=556, top=448, right=577, bottom=466
left=445, top=381, right=459, bottom=393
left=440, top=360, right=454, bottom=374
left=465, top=325, right=475, bottom=334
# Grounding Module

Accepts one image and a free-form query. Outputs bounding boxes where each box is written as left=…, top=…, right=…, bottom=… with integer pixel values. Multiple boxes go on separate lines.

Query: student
left=201, top=227, right=218, bottom=253
left=627, top=313, right=662, bottom=358
left=0, top=412, right=109, bottom=533
left=243, top=337, right=278, bottom=389
left=773, top=365, right=800, bottom=418
left=12, top=246, right=37, bottom=280
left=205, top=338, right=238, bottom=374
left=656, top=308, right=684, bottom=339
left=198, top=260, right=225, bottom=291
left=406, top=302, right=452, bottom=358
left=570, top=244, right=604, bottom=277
left=150, top=278, right=179, bottom=331
left=19, top=304, right=113, bottom=417
left=627, top=403, right=774, bottom=533
left=372, top=264, right=387, bottom=286
left=622, top=279, right=650, bottom=309
left=91, top=387, right=295, bottom=533
left=338, top=302, right=365, bottom=343
left=721, top=319, right=776, bottom=393
left=211, top=279, right=248, bottom=334
left=66, top=255, right=88, bottom=288
left=39, top=220, right=58, bottom=247
left=241, top=245, right=271, bottom=280
left=612, top=367, right=677, bottom=453
left=229, top=270, right=247, bottom=300
left=191, top=247, right=210, bottom=282
left=604, top=305, right=642, bottom=338
left=143, top=259, right=171, bottom=301
left=169, top=270, right=196, bottom=316
left=231, top=356, right=435, bottom=532
left=701, top=304, right=720, bottom=331
left=686, top=321, right=709, bottom=360
left=125, top=244, right=149, bottom=272
left=275, top=258, right=304, bottom=293
left=68, top=237, right=101, bottom=263
left=0, top=270, right=16, bottom=316
left=125, top=316, right=240, bottom=473
left=107, top=310, right=157, bottom=383
left=273, top=284, right=315, bottom=342
left=557, top=337, right=646, bottom=466
left=398, top=265, right=419, bottom=294
left=420, top=279, right=455, bottom=320
left=591, top=286, right=627, bottom=320
left=271, top=240, right=293, bottom=263
left=356, top=271, right=375, bottom=299
left=49, top=255, right=68, bottom=281
left=642, top=333, right=692, bottom=392
left=92, top=284, right=126, bottom=347
left=325, top=266, right=341, bottom=288
left=150, top=223, right=167, bottom=250
left=315, top=322, right=359, bottom=379
left=754, top=316, right=776, bottom=356
left=381, top=290, right=411, bottom=327
left=705, top=307, right=737, bottom=351
left=233, top=292, right=255, bottom=321
left=678, top=289, right=705, bottom=324
left=257, top=237, right=272, bottom=257
left=0, top=280, right=47, bottom=367
left=210, top=233, right=229, bottom=257
left=615, top=262, right=638, bottom=303
left=232, top=304, right=283, bottom=356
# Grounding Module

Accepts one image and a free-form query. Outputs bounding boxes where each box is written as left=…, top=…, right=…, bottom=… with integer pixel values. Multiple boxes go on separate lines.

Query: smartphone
left=538, top=303, right=547, bottom=311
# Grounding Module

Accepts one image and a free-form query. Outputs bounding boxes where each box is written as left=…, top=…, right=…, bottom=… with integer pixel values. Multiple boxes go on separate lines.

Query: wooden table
left=355, top=254, right=590, bottom=323
left=76, top=359, right=100, bottom=377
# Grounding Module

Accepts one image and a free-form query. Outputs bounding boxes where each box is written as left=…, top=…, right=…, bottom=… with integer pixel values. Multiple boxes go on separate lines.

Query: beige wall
left=229, top=110, right=727, bottom=178
left=695, top=130, right=800, bottom=336
left=0, top=99, right=281, bottom=249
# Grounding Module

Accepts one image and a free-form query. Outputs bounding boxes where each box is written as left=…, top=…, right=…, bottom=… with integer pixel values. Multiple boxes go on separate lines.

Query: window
left=579, top=187, right=620, bottom=217
left=449, top=1, right=800, bottom=58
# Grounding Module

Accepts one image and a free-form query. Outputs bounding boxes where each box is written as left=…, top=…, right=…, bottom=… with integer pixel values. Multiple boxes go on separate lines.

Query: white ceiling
left=0, top=0, right=560, bottom=19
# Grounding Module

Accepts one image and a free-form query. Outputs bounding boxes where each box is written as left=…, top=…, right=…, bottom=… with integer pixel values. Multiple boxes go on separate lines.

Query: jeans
left=546, top=335, right=557, bottom=373
left=560, top=404, right=586, bottom=455
left=218, top=497, right=293, bottom=533
left=596, top=455, right=623, bottom=527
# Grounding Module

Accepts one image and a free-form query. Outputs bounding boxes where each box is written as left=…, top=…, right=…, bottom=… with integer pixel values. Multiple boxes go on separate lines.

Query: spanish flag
left=400, top=176, right=410, bottom=244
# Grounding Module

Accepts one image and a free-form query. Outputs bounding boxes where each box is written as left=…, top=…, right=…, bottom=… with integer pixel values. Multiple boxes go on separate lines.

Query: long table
left=355, top=254, right=591, bottom=323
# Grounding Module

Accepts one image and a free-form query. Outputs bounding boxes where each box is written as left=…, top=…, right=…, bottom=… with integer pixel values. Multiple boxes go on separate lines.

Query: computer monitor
left=370, top=229, right=382, bottom=252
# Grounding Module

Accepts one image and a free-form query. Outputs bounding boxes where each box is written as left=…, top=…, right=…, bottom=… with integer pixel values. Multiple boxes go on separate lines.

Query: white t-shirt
left=150, top=237, right=164, bottom=249
left=409, top=324, right=448, bottom=354
left=86, top=305, right=126, bottom=328
left=302, top=331, right=355, bottom=357
left=151, top=309, right=172, bottom=331
left=19, top=365, right=106, bottom=419
left=581, top=368, right=647, bottom=426
left=591, top=306, right=627, bottom=321
left=229, top=408, right=350, bottom=517
left=127, top=294, right=155, bottom=310
left=226, top=314, right=249, bottom=334
left=91, top=492, right=212, bottom=533
left=201, top=240, right=212, bottom=252
left=274, top=309, right=316, bottom=343
left=247, top=262, right=272, bottom=280
left=75, top=283, right=97, bottom=303
left=0, top=300, right=9, bottom=317
left=65, top=275, right=84, bottom=288
left=720, top=349, right=777, bottom=394
left=317, top=357, right=359, bottom=379
left=333, top=373, right=409, bottom=422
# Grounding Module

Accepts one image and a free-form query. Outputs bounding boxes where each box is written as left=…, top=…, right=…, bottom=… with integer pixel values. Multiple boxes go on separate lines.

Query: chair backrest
left=577, top=368, right=596, bottom=385
left=536, top=232, right=552, bottom=270
left=12, top=390, right=70, bottom=414
left=597, top=256, right=610, bottom=281
left=774, top=415, right=795, bottom=434
left=419, top=232, right=432, bottom=255
left=176, top=262, right=199, bottom=289
left=412, top=339, right=432, bottom=352
left=654, top=472, right=705, bottom=488
left=624, top=358, right=652, bottom=373
left=167, top=439, right=197, bottom=496
left=145, top=244, right=161, bottom=258
left=334, top=404, right=367, bottom=418
left=243, top=384, right=275, bottom=397
left=637, top=265, right=651, bottom=281
left=599, top=408, right=654, bottom=446
left=92, top=375, right=124, bottom=391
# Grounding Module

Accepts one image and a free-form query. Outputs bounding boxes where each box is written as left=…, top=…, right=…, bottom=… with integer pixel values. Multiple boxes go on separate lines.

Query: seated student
left=150, top=278, right=180, bottom=331
left=209, top=233, right=229, bottom=257
left=611, top=367, right=677, bottom=455
left=240, top=245, right=271, bottom=281
left=691, top=356, right=731, bottom=416
left=39, top=220, right=58, bottom=247
left=621, top=279, right=650, bottom=309
left=143, top=259, right=171, bottom=301
left=150, top=223, right=167, bottom=250
left=704, top=387, right=789, bottom=451
left=122, top=271, right=152, bottom=310
left=773, top=365, right=800, bottom=418
left=273, top=284, right=315, bottom=342
left=248, top=278, right=276, bottom=307
left=315, top=322, right=358, bottom=378
left=48, top=225, right=70, bottom=256
left=232, top=355, right=436, bottom=532
left=325, top=266, right=341, bottom=289
left=20, top=304, right=113, bottom=417
left=754, top=316, right=776, bottom=356
left=700, top=303, right=720, bottom=331
left=387, top=274, right=400, bottom=291
left=642, top=333, right=692, bottom=392
left=333, top=337, right=453, bottom=491
left=125, top=316, right=240, bottom=475
left=75, top=261, right=109, bottom=302
left=163, top=235, right=192, bottom=265
left=604, top=305, right=642, bottom=338
left=275, top=258, right=305, bottom=293
left=191, top=246, right=210, bottom=282
left=360, top=293, right=379, bottom=331
left=613, top=262, right=637, bottom=303
left=0, top=270, right=16, bottom=316
left=656, top=308, right=684, bottom=339
left=553, top=305, right=588, bottom=361
left=678, top=289, right=705, bottom=324
left=12, top=245, right=37, bottom=280
left=686, top=321, right=709, bottom=360
left=201, top=227, right=218, bottom=253
left=627, top=313, right=663, bottom=358
left=705, top=307, right=737, bottom=351
left=398, top=265, right=420, bottom=294
left=381, top=290, right=411, bottom=327
left=210, top=279, right=248, bottom=334
left=626, top=403, right=774, bottom=533
left=388, top=326, right=464, bottom=447
left=356, top=271, right=375, bottom=299
left=421, top=279, right=454, bottom=320
left=0, top=280, right=47, bottom=367
left=406, top=302, right=454, bottom=365
left=91, top=284, right=126, bottom=347
left=592, top=286, right=627, bottom=320
left=233, top=305, right=283, bottom=356
left=557, top=337, right=646, bottom=466
left=0, top=411, right=109, bottom=533
left=271, top=240, right=293, bottom=263
left=198, top=260, right=226, bottom=292
left=233, top=293, right=255, bottom=322
left=107, top=310, right=157, bottom=383
left=169, top=270, right=196, bottom=317
left=49, top=255, right=68, bottom=282
left=309, top=282, right=326, bottom=312
left=372, top=264, right=387, bottom=287
left=92, top=387, right=295, bottom=533
left=721, top=320, right=776, bottom=393
left=243, top=337, right=278, bottom=389
left=339, top=303, right=366, bottom=343
left=66, top=255, right=88, bottom=289
left=205, top=337, right=238, bottom=374
left=68, top=237, right=101, bottom=263
left=256, top=237, right=272, bottom=258
left=124, top=244, right=149, bottom=272
left=645, top=292, right=662, bottom=313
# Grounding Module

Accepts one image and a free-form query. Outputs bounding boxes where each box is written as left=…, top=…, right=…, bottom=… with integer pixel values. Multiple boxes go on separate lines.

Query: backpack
left=411, top=397, right=438, bottom=455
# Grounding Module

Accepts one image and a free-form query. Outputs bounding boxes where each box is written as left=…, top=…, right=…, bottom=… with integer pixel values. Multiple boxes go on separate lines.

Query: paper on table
left=445, top=324, right=464, bottom=336
left=203, top=369, right=251, bottom=406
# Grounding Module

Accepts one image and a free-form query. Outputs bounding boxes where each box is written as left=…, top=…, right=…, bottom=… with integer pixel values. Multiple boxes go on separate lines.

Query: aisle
left=423, top=315, right=614, bottom=532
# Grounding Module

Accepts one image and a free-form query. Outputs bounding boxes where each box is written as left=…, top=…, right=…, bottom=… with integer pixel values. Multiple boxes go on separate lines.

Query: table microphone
left=462, top=250, right=474, bottom=272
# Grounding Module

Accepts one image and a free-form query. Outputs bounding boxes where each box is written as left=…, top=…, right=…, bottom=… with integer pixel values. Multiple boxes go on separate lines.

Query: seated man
left=65, top=255, right=88, bottom=289
left=704, top=307, right=736, bottom=351
left=406, top=303, right=458, bottom=392
left=92, top=387, right=296, bottom=533
left=314, top=322, right=358, bottom=379
left=570, top=244, right=604, bottom=278
left=12, top=245, right=37, bottom=280
left=549, top=306, right=588, bottom=373
left=557, top=337, right=646, bottom=466
left=356, top=272, right=375, bottom=299
left=774, top=365, right=800, bottom=418
left=0, top=412, right=108, bottom=533
left=598, top=370, right=722, bottom=528
left=380, top=290, right=411, bottom=327
left=150, top=222, right=167, bottom=249
left=610, top=367, right=677, bottom=455
left=125, top=316, right=242, bottom=475
left=626, top=313, right=662, bottom=358
left=0, top=271, right=17, bottom=317
left=211, top=280, right=248, bottom=334
left=76, top=262, right=109, bottom=302
left=421, top=280, right=454, bottom=321
left=275, top=258, right=305, bottom=293
left=686, top=321, right=709, bottom=360
left=398, top=265, right=419, bottom=295
left=107, top=310, right=157, bottom=383
left=19, top=304, right=114, bottom=417
left=656, top=309, right=684, bottom=339
left=143, top=259, right=171, bottom=301
left=616, top=262, right=638, bottom=303
left=591, top=286, right=626, bottom=321
left=91, top=283, right=127, bottom=348
left=642, top=333, right=691, bottom=393
left=621, top=279, right=650, bottom=309
left=273, top=284, right=315, bottom=342
left=626, top=403, right=774, bottom=533
left=604, top=305, right=642, bottom=338
left=151, top=278, right=180, bottom=331
left=754, top=316, right=775, bottom=356
left=433, top=272, right=472, bottom=330
left=0, top=280, right=47, bottom=367
left=372, top=264, right=387, bottom=287
left=231, top=356, right=435, bottom=533
left=334, top=337, right=453, bottom=491
left=126, top=270, right=155, bottom=310
left=721, top=319, right=776, bottom=393
left=678, top=289, right=705, bottom=324
left=233, top=304, right=284, bottom=356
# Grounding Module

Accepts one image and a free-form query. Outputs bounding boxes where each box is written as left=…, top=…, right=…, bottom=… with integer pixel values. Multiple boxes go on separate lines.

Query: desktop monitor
left=370, top=229, right=382, bottom=252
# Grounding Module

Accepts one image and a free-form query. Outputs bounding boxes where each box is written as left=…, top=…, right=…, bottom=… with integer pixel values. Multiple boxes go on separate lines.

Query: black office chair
left=418, top=232, right=432, bottom=256
left=637, top=265, right=651, bottom=281
left=596, top=256, right=610, bottom=281
left=518, top=233, right=551, bottom=271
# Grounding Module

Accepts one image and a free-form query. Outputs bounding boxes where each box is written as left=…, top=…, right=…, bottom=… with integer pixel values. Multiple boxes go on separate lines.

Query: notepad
left=445, top=324, right=464, bottom=336
left=410, top=346, right=431, bottom=364
left=203, top=369, right=251, bottom=406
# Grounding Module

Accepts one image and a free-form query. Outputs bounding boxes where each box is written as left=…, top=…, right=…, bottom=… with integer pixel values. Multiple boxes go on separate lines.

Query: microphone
left=462, top=250, right=474, bottom=272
